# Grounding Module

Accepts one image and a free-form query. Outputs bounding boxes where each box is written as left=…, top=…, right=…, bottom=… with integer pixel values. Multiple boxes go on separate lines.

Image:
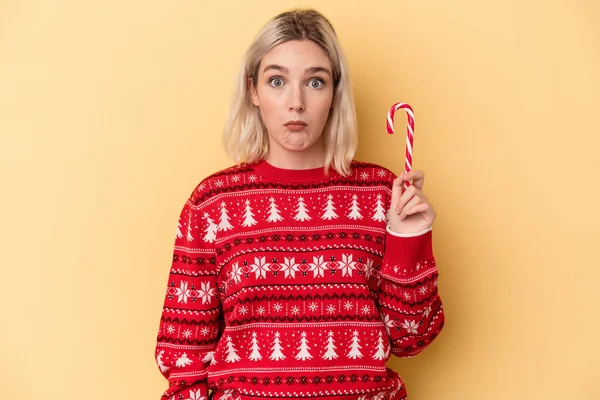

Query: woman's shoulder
left=349, top=159, right=398, bottom=182
left=188, top=162, right=253, bottom=205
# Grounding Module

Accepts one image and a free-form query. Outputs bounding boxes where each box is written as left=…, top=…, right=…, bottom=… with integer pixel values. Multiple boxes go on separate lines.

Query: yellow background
left=1, top=0, right=599, bottom=399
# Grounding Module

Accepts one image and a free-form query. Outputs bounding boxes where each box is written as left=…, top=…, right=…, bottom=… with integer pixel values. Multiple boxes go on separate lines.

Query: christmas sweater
left=155, top=159, right=444, bottom=400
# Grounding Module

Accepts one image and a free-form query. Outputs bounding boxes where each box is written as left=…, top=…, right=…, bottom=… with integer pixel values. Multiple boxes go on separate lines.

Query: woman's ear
left=248, top=77, right=259, bottom=106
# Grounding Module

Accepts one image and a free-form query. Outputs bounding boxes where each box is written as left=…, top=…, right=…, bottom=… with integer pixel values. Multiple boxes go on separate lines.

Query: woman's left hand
left=388, top=170, right=437, bottom=234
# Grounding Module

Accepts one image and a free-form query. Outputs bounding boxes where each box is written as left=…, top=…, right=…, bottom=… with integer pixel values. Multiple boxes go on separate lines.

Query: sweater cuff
left=386, top=225, right=432, bottom=237
left=382, top=228, right=435, bottom=279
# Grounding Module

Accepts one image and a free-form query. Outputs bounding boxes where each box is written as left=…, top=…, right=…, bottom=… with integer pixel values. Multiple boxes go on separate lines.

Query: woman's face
left=250, top=39, right=334, bottom=159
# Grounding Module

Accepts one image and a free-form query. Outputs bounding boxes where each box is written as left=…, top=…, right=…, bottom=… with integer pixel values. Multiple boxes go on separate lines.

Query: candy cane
left=386, top=102, right=415, bottom=191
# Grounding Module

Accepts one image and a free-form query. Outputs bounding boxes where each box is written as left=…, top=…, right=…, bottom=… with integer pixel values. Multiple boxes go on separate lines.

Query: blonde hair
left=222, top=8, right=358, bottom=176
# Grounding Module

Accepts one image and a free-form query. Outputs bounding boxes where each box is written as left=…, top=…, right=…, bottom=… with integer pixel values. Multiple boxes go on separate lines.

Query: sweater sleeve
left=377, top=218, right=445, bottom=358
left=155, top=188, right=222, bottom=400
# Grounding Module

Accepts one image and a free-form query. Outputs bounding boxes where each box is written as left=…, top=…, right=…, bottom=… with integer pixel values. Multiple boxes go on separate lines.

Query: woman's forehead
left=260, top=40, right=332, bottom=74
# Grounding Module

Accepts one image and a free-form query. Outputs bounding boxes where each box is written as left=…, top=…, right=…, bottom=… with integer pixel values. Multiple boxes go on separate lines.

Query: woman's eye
left=269, top=77, right=284, bottom=87
left=308, top=78, right=324, bottom=89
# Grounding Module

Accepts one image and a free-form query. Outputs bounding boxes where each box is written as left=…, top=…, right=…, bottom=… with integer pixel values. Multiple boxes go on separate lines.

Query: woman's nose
left=289, top=86, right=305, bottom=112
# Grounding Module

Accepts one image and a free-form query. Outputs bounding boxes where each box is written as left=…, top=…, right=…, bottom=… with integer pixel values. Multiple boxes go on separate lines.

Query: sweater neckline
left=250, top=159, right=340, bottom=183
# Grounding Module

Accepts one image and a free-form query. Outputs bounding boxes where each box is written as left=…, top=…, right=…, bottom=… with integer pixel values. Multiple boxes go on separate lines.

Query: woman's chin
left=283, top=139, right=310, bottom=151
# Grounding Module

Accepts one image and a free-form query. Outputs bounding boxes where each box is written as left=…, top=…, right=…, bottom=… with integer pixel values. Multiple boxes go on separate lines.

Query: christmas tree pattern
left=202, top=351, right=214, bottom=364
left=294, top=197, right=312, bottom=221
left=266, top=197, right=283, bottom=223
left=347, top=194, right=363, bottom=220
left=372, top=331, right=387, bottom=360
left=295, top=331, right=313, bottom=361
left=269, top=331, right=286, bottom=361
left=176, top=217, right=183, bottom=239
left=175, top=352, right=193, bottom=367
left=321, top=194, right=339, bottom=220
left=224, top=336, right=240, bottom=363
left=372, top=194, right=387, bottom=222
left=186, top=213, right=194, bottom=242
left=156, top=350, right=169, bottom=373
left=248, top=332, right=263, bottom=361
left=322, top=331, right=339, bottom=360
left=241, top=199, right=257, bottom=227
left=218, top=201, right=234, bottom=231
left=202, top=212, right=218, bottom=243
left=347, top=330, right=363, bottom=359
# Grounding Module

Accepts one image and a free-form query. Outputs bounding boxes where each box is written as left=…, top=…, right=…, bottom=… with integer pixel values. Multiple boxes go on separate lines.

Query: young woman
left=155, top=8, right=444, bottom=400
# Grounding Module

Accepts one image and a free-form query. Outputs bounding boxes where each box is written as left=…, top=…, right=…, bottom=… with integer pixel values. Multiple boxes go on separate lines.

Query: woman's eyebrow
left=262, top=65, right=332, bottom=77
left=306, top=67, right=331, bottom=77
left=263, top=64, right=288, bottom=74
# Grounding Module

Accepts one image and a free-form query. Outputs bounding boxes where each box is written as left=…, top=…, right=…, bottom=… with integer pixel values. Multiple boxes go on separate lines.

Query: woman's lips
left=285, top=121, right=307, bottom=131
left=286, top=124, right=307, bottom=131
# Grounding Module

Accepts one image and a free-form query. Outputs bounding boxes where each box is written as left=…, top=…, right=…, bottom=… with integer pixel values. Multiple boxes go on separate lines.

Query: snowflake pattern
left=423, top=306, right=432, bottom=318
left=186, top=389, right=206, bottom=400
left=230, top=262, right=243, bottom=284
left=220, top=389, right=238, bottom=400
left=308, top=302, right=318, bottom=312
left=175, top=281, right=191, bottom=304
left=281, top=257, right=299, bottom=279
left=401, top=319, right=419, bottom=334
left=381, top=313, right=395, bottom=334
left=339, top=254, right=356, bottom=277
left=309, top=255, right=328, bottom=278
left=250, top=257, right=269, bottom=279
left=198, top=281, right=214, bottom=304
left=228, top=253, right=375, bottom=284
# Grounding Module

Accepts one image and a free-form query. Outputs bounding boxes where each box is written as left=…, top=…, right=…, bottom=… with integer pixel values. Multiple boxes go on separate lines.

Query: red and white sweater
left=155, top=159, right=444, bottom=400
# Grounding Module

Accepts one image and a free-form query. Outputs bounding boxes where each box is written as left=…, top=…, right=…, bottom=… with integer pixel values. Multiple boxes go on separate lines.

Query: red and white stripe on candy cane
left=386, top=102, right=415, bottom=191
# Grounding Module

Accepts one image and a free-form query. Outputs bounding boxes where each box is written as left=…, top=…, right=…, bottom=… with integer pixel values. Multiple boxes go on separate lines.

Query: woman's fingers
left=392, top=170, right=427, bottom=216
left=391, top=175, right=405, bottom=214
left=403, top=170, right=425, bottom=191
left=404, top=202, right=431, bottom=219
left=395, top=185, right=420, bottom=214
left=399, top=194, right=421, bottom=219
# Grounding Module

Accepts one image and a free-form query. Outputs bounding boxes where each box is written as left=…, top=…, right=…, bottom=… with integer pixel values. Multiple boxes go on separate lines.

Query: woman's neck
left=265, top=143, right=326, bottom=170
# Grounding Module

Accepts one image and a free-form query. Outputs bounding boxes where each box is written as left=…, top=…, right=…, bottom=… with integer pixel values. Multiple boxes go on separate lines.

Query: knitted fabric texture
left=155, top=159, right=444, bottom=400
